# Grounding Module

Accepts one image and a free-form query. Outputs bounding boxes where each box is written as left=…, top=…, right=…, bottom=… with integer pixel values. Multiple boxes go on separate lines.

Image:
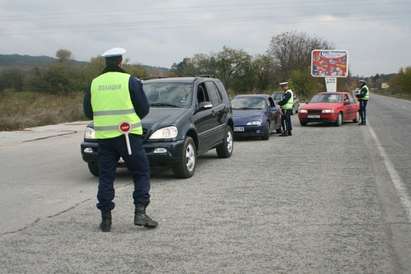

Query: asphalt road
left=367, top=94, right=411, bottom=196
left=0, top=95, right=410, bottom=273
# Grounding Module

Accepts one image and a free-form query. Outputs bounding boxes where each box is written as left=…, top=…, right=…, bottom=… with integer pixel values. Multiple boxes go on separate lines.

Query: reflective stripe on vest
left=91, top=72, right=143, bottom=139
left=282, top=89, right=294, bottom=110
left=362, top=85, right=369, bottom=100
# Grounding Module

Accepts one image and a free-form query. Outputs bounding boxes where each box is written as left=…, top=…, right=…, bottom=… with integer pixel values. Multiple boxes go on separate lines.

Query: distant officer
left=278, top=82, right=294, bottom=136
left=356, top=80, right=369, bottom=125
left=83, top=48, right=158, bottom=232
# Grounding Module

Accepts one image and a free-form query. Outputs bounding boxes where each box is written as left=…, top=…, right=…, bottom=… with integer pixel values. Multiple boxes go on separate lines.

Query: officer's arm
left=129, top=76, right=150, bottom=119
left=358, top=87, right=365, bottom=98
left=83, top=85, right=93, bottom=119
left=278, top=92, right=291, bottom=106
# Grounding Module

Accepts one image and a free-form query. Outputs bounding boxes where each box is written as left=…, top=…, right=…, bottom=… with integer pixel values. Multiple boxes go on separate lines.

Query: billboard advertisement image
left=311, top=50, right=348, bottom=78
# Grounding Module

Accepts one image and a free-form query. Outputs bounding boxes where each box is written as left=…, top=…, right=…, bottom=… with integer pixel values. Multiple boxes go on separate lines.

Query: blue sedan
left=231, top=94, right=281, bottom=140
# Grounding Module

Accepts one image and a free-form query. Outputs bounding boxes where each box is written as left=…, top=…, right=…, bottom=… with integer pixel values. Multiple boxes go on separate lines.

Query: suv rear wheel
left=173, top=137, right=196, bottom=178
left=216, top=126, right=234, bottom=158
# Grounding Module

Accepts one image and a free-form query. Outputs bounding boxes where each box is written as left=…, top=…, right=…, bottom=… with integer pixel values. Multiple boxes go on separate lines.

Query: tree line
left=171, top=31, right=353, bottom=98
left=1, top=31, right=387, bottom=99
left=0, top=49, right=163, bottom=94
left=365, top=67, right=411, bottom=96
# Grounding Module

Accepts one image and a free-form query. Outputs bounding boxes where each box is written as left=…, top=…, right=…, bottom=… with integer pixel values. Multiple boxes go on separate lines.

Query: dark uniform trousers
left=96, top=134, right=150, bottom=212
left=359, top=100, right=368, bottom=123
left=281, top=109, right=293, bottom=131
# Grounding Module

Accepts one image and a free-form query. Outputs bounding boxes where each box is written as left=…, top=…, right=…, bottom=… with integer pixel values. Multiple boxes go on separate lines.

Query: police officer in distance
left=83, top=48, right=158, bottom=232
left=278, top=82, right=294, bottom=136
left=356, top=80, right=369, bottom=125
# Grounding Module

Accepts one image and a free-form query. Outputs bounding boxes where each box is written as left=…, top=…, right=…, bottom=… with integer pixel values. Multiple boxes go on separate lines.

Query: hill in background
left=0, top=54, right=56, bottom=66
left=0, top=54, right=169, bottom=73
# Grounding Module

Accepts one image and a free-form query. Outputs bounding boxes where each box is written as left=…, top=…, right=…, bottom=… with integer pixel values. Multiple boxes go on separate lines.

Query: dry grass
left=0, top=91, right=86, bottom=131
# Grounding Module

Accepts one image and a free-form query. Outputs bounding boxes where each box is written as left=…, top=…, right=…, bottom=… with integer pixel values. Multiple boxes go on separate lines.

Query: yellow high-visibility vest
left=282, top=89, right=294, bottom=110
left=361, top=85, right=369, bottom=100
left=91, top=72, right=142, bottom=139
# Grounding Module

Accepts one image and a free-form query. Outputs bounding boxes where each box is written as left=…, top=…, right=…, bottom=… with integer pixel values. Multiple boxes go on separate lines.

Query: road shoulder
left=362, top=125, right=411, bottom=272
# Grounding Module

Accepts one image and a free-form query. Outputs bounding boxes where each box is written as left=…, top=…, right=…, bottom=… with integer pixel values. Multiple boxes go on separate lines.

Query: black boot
left=288, top=130, right=292, bottom=136
left=100, top=211, right=112, bottom=232
left=279, top=131, right=289, bottom=137
left=134, top=205, right=158, bottom=228
left=276, top=128, right=282, bottom=134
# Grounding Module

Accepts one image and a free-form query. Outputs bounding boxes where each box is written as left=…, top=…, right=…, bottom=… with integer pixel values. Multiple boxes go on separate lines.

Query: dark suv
left=81, top=77, right=234, bottom=178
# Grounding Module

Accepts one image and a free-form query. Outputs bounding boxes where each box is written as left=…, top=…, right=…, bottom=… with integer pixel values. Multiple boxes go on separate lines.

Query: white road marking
left=368, top=123, right=411, bottom=222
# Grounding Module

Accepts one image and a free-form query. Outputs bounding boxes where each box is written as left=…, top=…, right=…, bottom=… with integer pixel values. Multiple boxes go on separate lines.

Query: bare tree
left=252, top=54, right=279, bottom=91
left=267, top=31, right=333, bottom=80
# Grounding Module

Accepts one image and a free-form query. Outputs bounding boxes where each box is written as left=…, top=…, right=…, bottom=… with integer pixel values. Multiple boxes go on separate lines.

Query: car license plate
left=308, top=115, right=320, bottom=119
left=234, top=127, right=245, bottom=132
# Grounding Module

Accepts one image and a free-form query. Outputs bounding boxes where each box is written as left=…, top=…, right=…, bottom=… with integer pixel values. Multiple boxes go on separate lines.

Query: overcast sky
left=0, top=0, right=410, bottom=76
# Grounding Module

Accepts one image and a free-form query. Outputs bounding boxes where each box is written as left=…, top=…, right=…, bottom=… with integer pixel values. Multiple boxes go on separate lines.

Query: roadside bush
left=0, top=68, right=25, bottom=92
left=35, top=63, right=85, bottom=94
left=390, top=67, right=411, bottom=94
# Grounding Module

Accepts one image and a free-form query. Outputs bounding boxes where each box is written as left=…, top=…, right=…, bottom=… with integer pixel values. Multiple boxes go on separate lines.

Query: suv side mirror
left=198, top=101, right=213, bottom=110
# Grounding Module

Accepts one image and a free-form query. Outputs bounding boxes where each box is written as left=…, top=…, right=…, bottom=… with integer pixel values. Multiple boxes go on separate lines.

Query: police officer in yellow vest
left=278, top=82, right=294, bottom=136
left=83, top=48, right=157, bottom=232
left=356, top=80, right=369, bottom=125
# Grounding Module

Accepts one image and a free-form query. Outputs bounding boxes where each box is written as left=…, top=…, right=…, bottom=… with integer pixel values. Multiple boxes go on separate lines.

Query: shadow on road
left=300, top=122, right=358, bottom=128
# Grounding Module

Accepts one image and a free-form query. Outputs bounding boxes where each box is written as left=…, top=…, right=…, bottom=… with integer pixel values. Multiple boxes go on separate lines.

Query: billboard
left=311, top=50, right=348, bottom=78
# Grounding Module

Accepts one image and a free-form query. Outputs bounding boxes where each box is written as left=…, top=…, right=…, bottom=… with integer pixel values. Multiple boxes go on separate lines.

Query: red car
left=298, top=92, right=359, bottom=126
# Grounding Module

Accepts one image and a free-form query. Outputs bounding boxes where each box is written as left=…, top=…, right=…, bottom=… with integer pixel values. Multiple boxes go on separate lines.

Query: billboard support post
left=325, top=77, right=337, bottom=92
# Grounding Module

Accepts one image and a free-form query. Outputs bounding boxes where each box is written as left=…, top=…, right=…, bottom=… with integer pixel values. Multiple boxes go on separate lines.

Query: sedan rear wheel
left=353, top=111, right=359, bottom=123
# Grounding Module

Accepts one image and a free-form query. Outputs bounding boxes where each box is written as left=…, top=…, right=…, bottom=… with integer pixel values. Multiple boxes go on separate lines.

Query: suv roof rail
left=143, top=76, right=167, bottom=80
left=196, top=74, right=215, bottom=78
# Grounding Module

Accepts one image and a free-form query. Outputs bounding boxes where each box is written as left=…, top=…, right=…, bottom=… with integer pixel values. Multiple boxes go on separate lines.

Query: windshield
left=144, top=82, right=193, bottom=108
left=231, top=97, right=266, bottom=110
left=310, top=94, right=343, bottom=103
